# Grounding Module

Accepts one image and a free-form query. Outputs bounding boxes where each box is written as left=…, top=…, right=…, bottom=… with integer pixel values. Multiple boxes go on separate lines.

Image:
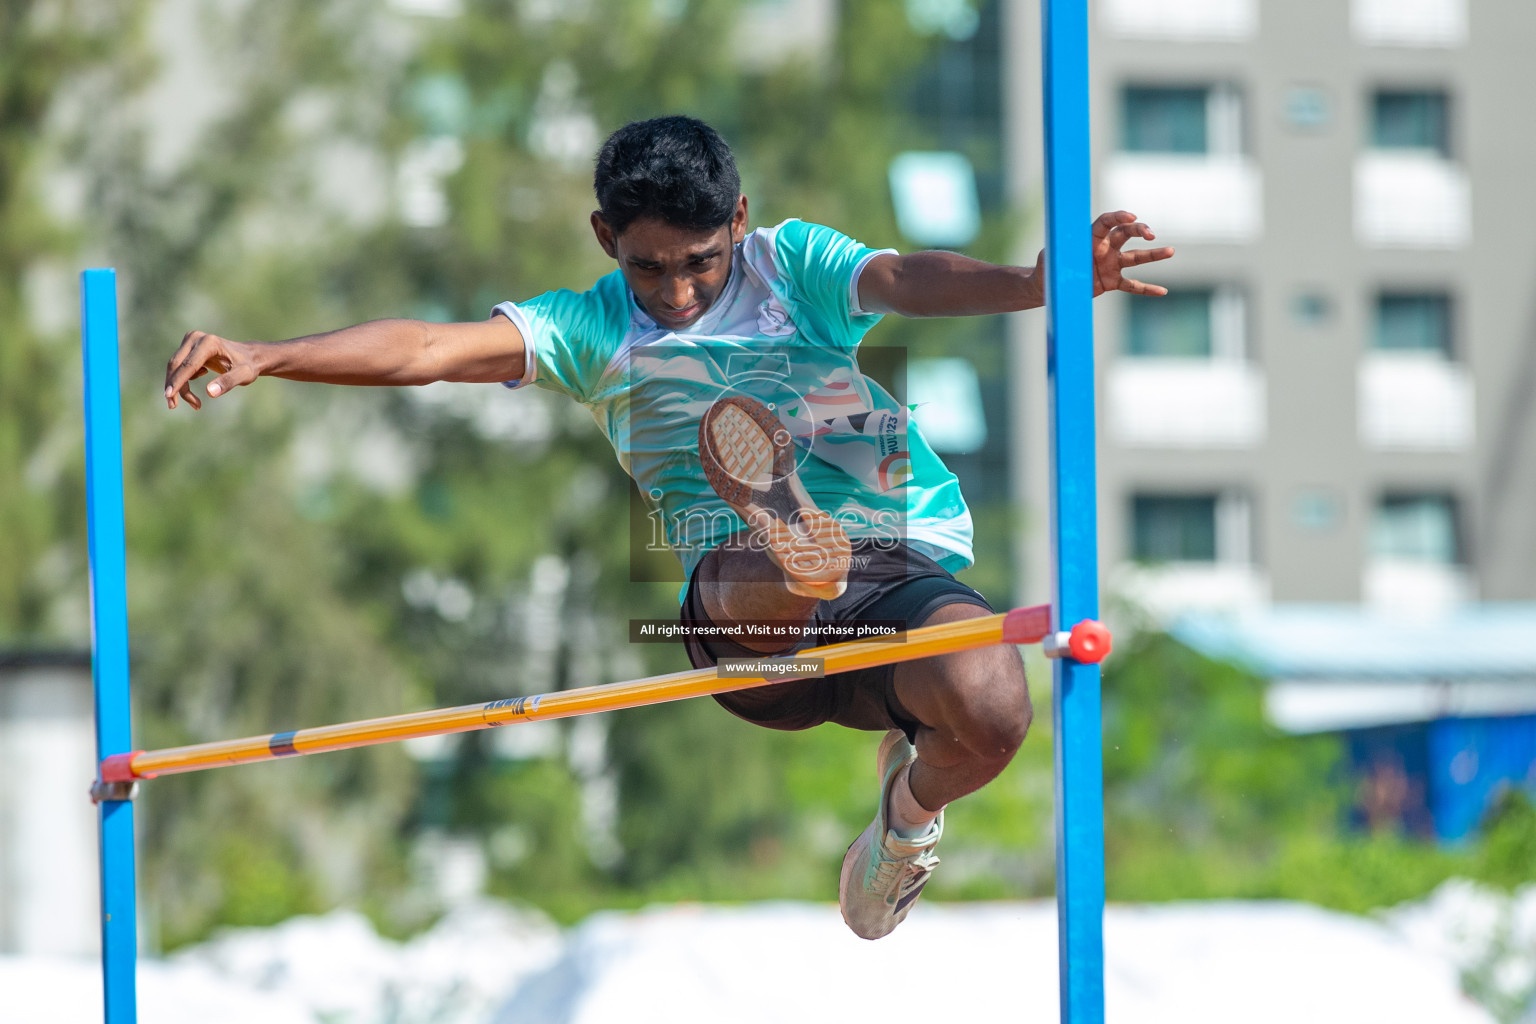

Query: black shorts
left=680, top=538, right=992, bottom=739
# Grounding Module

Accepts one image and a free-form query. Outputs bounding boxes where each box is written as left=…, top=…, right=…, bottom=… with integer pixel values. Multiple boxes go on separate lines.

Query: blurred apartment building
left=1005, top=0, right=1536, bottom=839
left=1010, top=0, right=1535, bottom=613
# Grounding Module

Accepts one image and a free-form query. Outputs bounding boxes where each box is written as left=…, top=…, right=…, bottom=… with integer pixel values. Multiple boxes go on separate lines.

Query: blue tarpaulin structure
left=1427, top=715, right=1536, bottom=841
left=1174, top=604, right=1536, bottom=842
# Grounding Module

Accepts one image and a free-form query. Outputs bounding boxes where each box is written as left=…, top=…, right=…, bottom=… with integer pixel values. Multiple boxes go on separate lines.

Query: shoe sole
left=698, top=396, right=850, bottom=599
left=838, top=730, right=919, bottom=940
left=876, top=728, right=913, bottom=779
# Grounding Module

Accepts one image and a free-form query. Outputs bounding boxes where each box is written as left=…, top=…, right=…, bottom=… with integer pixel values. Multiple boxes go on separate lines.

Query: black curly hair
left=593, top=116, right=741, bottom=235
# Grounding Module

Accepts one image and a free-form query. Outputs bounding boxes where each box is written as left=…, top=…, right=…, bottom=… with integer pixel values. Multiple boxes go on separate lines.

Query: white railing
left=1100, top=0, right=1257, bottom=40
left=1358, top=353, right=1475, bottom=450
left=1352, top=0, right=1466, bottom=47
left=1108, top=359, right=1266, bottom=448
left=1114, top=562, right=1271, bottom=618
left=1103, top=155, right=1262, bottom=242
left=1354, top=153, right=1470, bottom=249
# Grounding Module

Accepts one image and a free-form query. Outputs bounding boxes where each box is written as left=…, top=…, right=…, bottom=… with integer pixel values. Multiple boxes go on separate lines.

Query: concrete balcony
left=1109, top=359, right=1265, bottom=448
left=1100, top=0, right=1257, bottom=40
left=1352, top=0, right=1466, bottom=47
left=1354, top=153, right=1470, bottom=249
left=1113, top=562, right=1271, bottom=619
left=1358, top=353, right=1475, bottom=450
left=1103, top=155, right=1262, bottom=243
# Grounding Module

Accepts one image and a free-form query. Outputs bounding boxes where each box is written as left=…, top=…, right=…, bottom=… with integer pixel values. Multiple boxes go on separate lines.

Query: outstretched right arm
left=163, top=315, right=526, bottom=410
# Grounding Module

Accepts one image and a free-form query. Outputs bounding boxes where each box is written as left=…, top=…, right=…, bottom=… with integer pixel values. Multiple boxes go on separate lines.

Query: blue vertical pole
left=83, top=268, right=138, bottom=1023
left=1040, top=3, right=1106, bottom=1023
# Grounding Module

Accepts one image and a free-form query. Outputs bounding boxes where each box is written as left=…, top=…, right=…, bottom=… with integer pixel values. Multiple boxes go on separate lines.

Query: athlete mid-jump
left=164, top=116, right=1171, bottom=939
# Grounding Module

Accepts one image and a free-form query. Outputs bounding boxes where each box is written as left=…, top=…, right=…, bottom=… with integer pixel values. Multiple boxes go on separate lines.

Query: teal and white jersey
left=492, top=219, right=974, bottom=581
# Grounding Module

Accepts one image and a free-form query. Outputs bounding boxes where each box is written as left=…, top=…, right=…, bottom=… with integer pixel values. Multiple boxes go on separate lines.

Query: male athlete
left=164, top=116, right=1171, bottom=939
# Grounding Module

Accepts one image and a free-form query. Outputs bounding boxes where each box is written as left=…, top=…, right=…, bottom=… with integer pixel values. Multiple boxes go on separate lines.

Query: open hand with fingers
left=164, top=330, right=263, bottom=410
left=1091, top=210, right=1173, bottom=297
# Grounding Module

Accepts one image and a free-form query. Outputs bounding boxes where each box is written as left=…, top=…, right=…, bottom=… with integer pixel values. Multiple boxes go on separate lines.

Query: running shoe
left=838, top=728, right=943, bottom=940
left=698, top=394, right=851, bottom=599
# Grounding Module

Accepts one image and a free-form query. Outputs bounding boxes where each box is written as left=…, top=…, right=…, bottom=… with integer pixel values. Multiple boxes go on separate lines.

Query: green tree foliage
left=0, top=0, right=991, bottom=942
left=1102, top=631, right=1348, bottom=898
left=1101, top=632, right=1536, bottom=913
left=0, top=1, right=146, bottom=640
left=91, top=0, right=430, bottom=945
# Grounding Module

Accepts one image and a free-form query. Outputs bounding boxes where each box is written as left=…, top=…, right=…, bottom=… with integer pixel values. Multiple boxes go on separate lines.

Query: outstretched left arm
left=856, top=210, right=1175, bottom=318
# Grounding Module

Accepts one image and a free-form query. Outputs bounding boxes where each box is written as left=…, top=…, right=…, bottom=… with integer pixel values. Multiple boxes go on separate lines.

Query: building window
left=1110, top=83, right=1256, bottom=241
left=889, top=151, right=981, bottom=247
left=1374, top=292, right=1453, bottom=357
left=1291, top=291, right=1332, bottom=327
left=1125, top=286, right=1245, bottom=359
left=1355, top=88, right=1466, bottom=248
left=1122, top=84, right=1242, bottom=155
left=1119, top=492, right=1265, bottom=614
left=1131, top=494, right=1218, bottom=562
left=1123, top=87, right=1208, bottom=153
left=1110, top=286, right=1264, bottom=446
left=1127, top=290, right=1211, bottom=357
left=1370, top=494, right=1461, bottom=564
left=1292, top=488, right=1342, bottom=532
left=1284, top=86, right=1332, bottom=131
left=1370, top=89, right=1450, bottom=157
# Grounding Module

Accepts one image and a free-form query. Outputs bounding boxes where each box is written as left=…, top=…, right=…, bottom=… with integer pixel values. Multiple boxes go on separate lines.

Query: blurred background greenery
left=1, top=0, right=1530, bottom=958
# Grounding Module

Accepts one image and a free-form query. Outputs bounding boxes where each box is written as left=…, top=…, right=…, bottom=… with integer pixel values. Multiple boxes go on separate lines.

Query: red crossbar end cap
left=1002, top=605, right=1053, bottom=645
left=1068, top=620, right=1113, bottom=664
left=99, top=752, right=146, bottom=783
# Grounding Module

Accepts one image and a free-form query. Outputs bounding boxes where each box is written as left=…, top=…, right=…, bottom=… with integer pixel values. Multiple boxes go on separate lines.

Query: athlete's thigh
left=892, top=602, right=1030, bottom=739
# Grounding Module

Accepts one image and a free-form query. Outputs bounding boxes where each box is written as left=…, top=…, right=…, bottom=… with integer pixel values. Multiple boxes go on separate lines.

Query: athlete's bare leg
left=702, top=556, right=1032, bottom=802
left=892, top=602, right=1032, bottom=811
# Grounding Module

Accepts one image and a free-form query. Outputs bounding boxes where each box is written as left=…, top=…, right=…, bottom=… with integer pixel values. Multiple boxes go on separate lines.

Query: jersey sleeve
left=490, top=272, right=629, bottom=404
left=767, top=219, right=895, bottom=350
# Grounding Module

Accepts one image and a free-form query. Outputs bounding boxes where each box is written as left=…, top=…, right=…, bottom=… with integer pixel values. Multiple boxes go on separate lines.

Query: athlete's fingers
left=165, top=330, right=201, bottom=382
left=1105, top=222, right=1156, bottom=250
left=166, top=332, right=201, bottom=405
left=167, top=334, right=219, bottom=398
left=181, top=367, right=210, bottom=408
left=206, top=363, right=258, bottom=398
left=1092, top=210, right=1137, bottom=236
left=177, top=380, right=202, bottom=411
left=1119, top=277, right=1170, bottom=297
left=1121, top=246, right=1175, bottom=267
left=166, top=330, right=219, bottom=383
left=167, top=364, right=207, bottom=411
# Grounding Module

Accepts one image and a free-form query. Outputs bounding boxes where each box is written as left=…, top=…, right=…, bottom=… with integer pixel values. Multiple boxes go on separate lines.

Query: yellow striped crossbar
left=99, top=605, right=1108, bottom=783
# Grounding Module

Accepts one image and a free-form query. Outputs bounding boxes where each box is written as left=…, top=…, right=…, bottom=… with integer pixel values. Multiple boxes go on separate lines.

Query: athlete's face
left=592, top=195, right=749, bottom=331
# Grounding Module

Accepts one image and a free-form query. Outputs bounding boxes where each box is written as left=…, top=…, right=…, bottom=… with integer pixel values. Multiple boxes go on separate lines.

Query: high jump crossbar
left=84, top=3, right=1104, bottom=1018
left=94, top=609, right=1109, bottom=786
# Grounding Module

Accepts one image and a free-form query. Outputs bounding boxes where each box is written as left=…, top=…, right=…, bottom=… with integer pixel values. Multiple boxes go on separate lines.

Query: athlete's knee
left=928, top=647, right=1031, bottom=761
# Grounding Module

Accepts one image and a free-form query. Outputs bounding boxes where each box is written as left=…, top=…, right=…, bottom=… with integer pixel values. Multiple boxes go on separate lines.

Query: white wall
left=0, top=664, right=100, bottom=956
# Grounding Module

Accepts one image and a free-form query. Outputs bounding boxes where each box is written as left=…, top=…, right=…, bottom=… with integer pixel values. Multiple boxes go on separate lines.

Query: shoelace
left=872, top=838, right=941, bottom=904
